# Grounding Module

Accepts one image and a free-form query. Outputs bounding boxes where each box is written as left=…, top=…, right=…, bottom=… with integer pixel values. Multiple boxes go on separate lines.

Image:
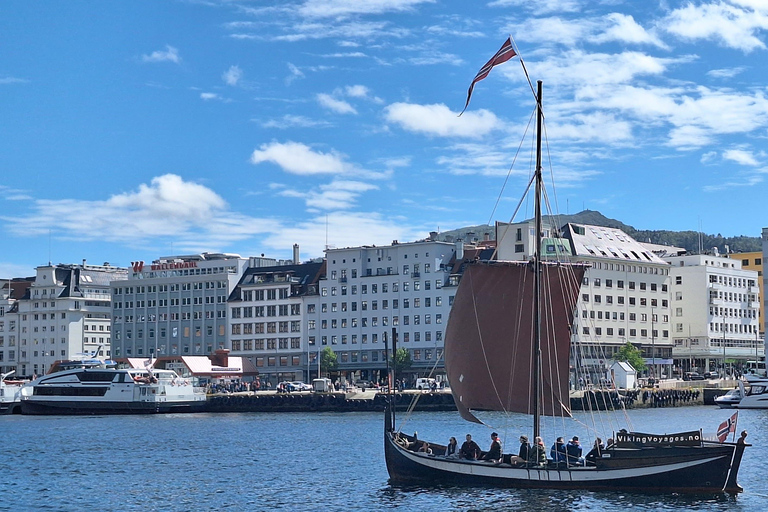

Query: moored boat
left=1, top=371, right=25, bottom=414
left=19, top=366, right=206, bottom=415
left=734, top=375, right=768, bottom=409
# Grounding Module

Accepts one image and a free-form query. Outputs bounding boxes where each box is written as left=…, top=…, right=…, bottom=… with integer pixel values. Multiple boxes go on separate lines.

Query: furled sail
left=445, top=260, right=587, bottom=423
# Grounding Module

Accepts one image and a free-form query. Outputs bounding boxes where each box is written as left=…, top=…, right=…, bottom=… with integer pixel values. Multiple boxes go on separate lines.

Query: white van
left=415, top=378, right=436, bottom=390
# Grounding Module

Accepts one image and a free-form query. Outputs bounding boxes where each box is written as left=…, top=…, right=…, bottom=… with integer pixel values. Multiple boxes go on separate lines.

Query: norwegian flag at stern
left=717, top=411, right=738, bottom=442
left=460, top=37, right=517, bottom=115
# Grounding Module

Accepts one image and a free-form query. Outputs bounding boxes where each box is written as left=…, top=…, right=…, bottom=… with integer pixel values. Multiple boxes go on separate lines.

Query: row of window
left=115, top=325, right=226, bottom=340
left=231, top=338, right=302, bottom=351
left=707, top=307, right=758, bottom=319
left=706, top=275, right=757, bottom=288
left=580, top=310, right=669, bottom=323
left=582, top=294, right=668, bottom=307
left=586, top=278, right=668, bottom=292
left=320, top=279, right=443, bottom=297
left=309, top=313, right=443, bottom=330
left=582, top=326, right=669, bottom=338
left=319, top=296, right=448, bottom=313
left=307, top=330, right=443, bottom=345
left=231, top=321, right=302, bottom=335
left=114, top=281, right=229, bottom=294
left=708, top=323, right=759, bottom=334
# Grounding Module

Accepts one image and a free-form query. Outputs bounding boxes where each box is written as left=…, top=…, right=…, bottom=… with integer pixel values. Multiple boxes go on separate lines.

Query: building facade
left=110, top=253, right=253, bottom=359
left=227, top=261, right=324, bottom=386
left=664, top=253, right=762, bottom=374
left=317, top=240, right=459, bottom=385
left=4, top=263, right=127, bottom=377
left=497, top=220, right=675, bottom=382
left=729, top=251, right=763, bottom=335
left=0, top=278, right=34, bottom=375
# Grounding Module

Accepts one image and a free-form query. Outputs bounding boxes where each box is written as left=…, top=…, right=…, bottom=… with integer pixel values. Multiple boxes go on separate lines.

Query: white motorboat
left=0, top=371, right=25, bottom=414
left=715, top=388, right=743, bottom=409
left=20, top=366, right=207, bottom=415
left=735, top=375, right=768, bottom=409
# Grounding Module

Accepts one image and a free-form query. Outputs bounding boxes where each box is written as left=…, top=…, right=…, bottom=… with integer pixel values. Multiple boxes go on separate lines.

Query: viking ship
left=383, top=74, right=748, bottom=492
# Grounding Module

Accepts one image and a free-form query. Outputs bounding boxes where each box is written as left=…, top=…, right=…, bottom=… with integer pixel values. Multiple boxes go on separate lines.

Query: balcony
left=709, top=296, right=723, bottom=305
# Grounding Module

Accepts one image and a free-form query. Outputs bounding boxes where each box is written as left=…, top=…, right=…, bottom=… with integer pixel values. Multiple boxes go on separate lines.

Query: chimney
left=82, top=259, right=86, bottom=268
left=455, top=240, right=464, bottom=260
left=429, top=231, right=438, bottom=241
left=293, top=244, right=300, bottom=264
left=209, top=348, right=230, bottom=367
left=484, top=232, right=490, bottom=242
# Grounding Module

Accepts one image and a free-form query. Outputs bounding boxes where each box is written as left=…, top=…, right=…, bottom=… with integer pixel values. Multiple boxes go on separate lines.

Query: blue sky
left=1, top=0, right=767, bottom=277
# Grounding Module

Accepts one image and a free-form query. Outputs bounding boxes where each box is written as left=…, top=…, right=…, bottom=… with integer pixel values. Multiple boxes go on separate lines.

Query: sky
left=1, top=0, right=767, bottom=278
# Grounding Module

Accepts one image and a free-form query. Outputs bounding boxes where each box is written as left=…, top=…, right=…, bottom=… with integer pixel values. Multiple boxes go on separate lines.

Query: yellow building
left=729, top=251, right=763, bottom=335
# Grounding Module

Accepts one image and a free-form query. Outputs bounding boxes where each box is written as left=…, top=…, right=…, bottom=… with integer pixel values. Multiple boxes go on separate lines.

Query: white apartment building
left=110, top=253, right=253, bottom=359
left=227, top=261, right=323, bottom=386
left=664, top=253, right=762, bottom=374
left=497, top=220, right=674, bottom=381
left=763, top=227, right=768, bottom=359
left=0, top=279, right=34, bottom=374
left=4, top=262, right=127, bottom=377
left=318, top=240, right=459, bottom=384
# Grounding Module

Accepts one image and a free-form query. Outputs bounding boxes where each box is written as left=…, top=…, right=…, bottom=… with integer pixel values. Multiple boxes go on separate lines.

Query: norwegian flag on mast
left=717, top=411, right=738, bottom=442
left=460, top=37, right=517, bottom=115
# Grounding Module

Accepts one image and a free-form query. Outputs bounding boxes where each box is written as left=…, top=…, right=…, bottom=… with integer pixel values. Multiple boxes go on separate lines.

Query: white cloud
left=385, top=103, right=500, bottom=138
left=222, top=65, right=243, bottom=86
left=595, top=13, right=668, bottom=48
left=661, top=2, right=768, bottom=52
left=141, top=45, right=180, bottom=63
left=0, top=262, right=35, bottom=278
left=280, top=180, right=379, bottom=210
left=320, top=52, right=367, bottom=58
left=0, top=175, right=275, bottom=246
left=285, top=63, right=305, bottom=85
left=316, top=93, right=357, bottom=114
left=262, top=211, right=423, bottom=258
left=489, top=0, right=582, bottom=15
left=298, top=0, right=435, bottom=19
left=707, top=66, right=746, bottom=78
left=0, top=76, right=29, bottom=85
left=250, top=141, right=382, bottom=178
left=200, top=92, right=221, bottom=101
left=723, top=148, right=760, bottom=166
left=260, top=115, right=333, bottom=129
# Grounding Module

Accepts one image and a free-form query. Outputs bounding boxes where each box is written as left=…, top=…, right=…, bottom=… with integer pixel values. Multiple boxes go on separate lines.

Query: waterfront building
left=663, top=253, right=762, bottom=374
left=497, top=221, right=674, bottom=382
left=5, top=263, right=127, bottom=377
left=0, top=278, right=34, bottom=375
left=227, top=260, right=324, bottom=385
left=728, top=250, right=763, bottom=335
left=110, top=253, right=255, bottom=359
left=317, top=240, right=460, bottom=385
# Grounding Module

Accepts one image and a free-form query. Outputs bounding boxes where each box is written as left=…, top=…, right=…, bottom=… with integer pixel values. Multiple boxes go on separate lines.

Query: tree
left=320, top=347, right=338, bottom=376
left=391, top=347, right=412, bottom=374
left=614, top=342, right=646, bottom=372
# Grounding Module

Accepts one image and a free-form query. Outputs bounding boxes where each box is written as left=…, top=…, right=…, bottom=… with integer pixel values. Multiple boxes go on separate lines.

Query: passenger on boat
left=418, top=442, right=433, bottom=455
left=481, top=432, right=502, bottom=463
left=459, top=434, right=481, bottom=460
left=530, top=436, right=547, bottom=466
left=509, top=435, right=531, bottom=465
left=445, top=437, right=458, bottom=458
left=585, top=437, right=604, bottom=465
left=550, top=437, right=567, bottom=463
left=566, top=436, right=584, bottom=466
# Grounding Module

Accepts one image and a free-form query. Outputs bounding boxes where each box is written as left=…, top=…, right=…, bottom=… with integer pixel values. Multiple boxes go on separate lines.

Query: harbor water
left=1, top=406, right=766, bottom=511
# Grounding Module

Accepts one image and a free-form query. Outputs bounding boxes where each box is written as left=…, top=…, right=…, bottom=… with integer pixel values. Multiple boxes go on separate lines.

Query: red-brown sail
left=444, top=260, right=586, bottom=423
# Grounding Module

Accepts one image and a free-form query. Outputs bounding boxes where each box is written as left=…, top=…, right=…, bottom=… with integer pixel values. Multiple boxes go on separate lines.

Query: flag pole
left=731, top=411, right=738, bottom=443
left=509, top=36, right=539, bottom=113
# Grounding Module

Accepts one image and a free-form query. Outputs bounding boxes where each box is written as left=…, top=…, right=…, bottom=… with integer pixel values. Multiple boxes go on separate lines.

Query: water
left=1, top=406, right=766, bottom=511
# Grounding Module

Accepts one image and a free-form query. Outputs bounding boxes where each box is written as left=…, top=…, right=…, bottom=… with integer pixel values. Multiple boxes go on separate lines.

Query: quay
left=202, top=384, right=727, bottom=414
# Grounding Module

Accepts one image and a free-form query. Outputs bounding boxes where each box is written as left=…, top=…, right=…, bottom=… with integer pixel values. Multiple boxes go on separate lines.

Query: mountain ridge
left=431, top=210, right=762, bottom=254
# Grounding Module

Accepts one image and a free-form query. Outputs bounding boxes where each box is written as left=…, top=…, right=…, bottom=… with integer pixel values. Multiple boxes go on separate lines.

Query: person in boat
left=585, top=437, right=604, bottom=465
left=445, top=437, right=458, bottom=458
left=550, top=437, right=567, bottom=463
left=509, top=435, right=530, bottom=465
left=459, top=434, right=481, bottom=460
left=481, top=432, right=502, bottom=463
left=530, top=436, right=547, bottom=466
left=418, top=442, right=433, bottom=455
left=566, top=436, right=584, bottom=466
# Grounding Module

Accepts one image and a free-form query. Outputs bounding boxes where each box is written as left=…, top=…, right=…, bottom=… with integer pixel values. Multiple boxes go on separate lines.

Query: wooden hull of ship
left=384, top=418, right=746, bottom=494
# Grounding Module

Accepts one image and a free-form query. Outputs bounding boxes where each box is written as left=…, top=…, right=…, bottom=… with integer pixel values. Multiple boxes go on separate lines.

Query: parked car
left=291, top=381, right=313, bottom=392
left=683, top=372, right=705, bottom=381
left=704, top=371, right=720, bottom=379
left=277, top=381, right=297, bottom=392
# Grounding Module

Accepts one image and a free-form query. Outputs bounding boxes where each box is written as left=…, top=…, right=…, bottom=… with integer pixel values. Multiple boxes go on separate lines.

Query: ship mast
left=532, top=80, right=543, bottom=441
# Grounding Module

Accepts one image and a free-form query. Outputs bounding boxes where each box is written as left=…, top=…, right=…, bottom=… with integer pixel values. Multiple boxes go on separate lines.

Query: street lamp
left=651, top=307, right=655, bottom=380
